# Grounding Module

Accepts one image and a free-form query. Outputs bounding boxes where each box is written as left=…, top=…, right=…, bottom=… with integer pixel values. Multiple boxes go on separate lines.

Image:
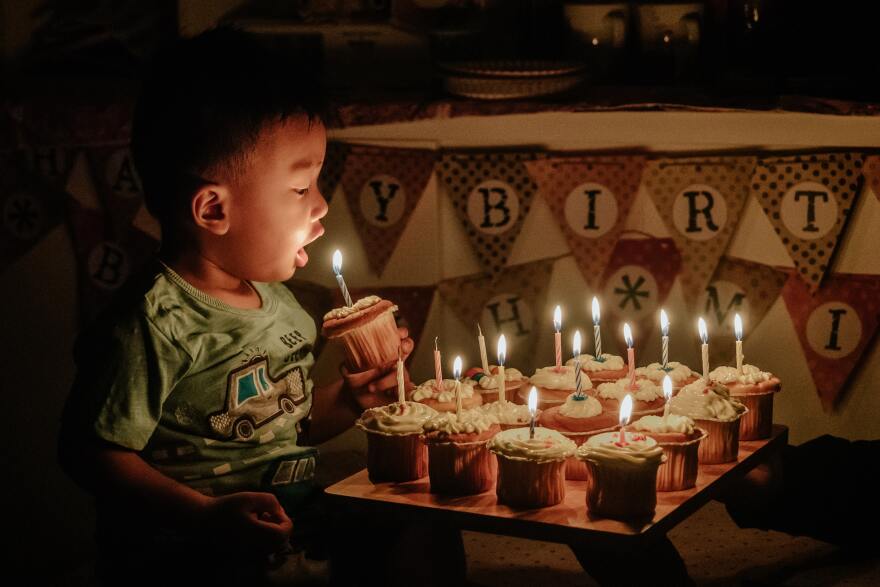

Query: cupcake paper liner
left=654, top=428, right=707, bottom=492
left=495, top=455, right=567, bottom=508
left=694, top=408, right=747, bottom=464
left=582, top=457, right=662, bottom=519
left=333, top=308, right=399, bottom=372
left=732, top=391, right=774, bottom=440
left=558, top=426, right=619, bottom=481
left=364, top=430, right=427, bottom=483
left=426, top=439, right=497, bottom=495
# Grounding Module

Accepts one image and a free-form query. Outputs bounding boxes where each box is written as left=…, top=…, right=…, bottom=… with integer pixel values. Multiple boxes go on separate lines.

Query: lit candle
left=698, top=317, right=709, bottom=381
left=734, top=313, right=744, bottom=377
left=433, top=337, right=443, bottom=392
left=572, top=330, right=584, bottom=398
left=397, top=346, right=406, bottom=405
left=591, top=297, right=603, bottom=360
left=497, top=334, right=507, bottom=404
left=660, top=309, right=670, bottom=369
left=331, top=249, right=353, bottom=307
left=453, top=356, right=463, bottom=417
left=528, top=386, right=538, bottom=439
left=662, top=374, right=672, bottom=418
left=477, top=323, right=490, bottom=373
left=618, top=394, right=633, bottom=445
left=623, top=323, right=636, bottom=391
left=553, top=305, right=563, bottom=371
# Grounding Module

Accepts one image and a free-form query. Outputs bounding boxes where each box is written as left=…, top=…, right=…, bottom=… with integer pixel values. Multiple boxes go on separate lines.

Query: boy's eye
left=293, top=187, right=310, bottom=196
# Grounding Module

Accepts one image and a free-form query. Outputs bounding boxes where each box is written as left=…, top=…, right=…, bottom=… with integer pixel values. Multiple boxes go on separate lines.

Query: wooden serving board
left=325, top=425, right=788, bottom=545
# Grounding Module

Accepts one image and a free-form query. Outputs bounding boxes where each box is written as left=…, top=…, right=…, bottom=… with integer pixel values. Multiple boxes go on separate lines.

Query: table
left=325, top=425, right=788, bottom=547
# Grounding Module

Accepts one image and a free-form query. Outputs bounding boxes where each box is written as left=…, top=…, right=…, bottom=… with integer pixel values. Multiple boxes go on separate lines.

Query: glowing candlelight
left=497, top=334, right=507, bottom=404
left=453, top=356, right=463, bottom=417
left=528, top=386, right=538, bottom=439
left=660, top=309, right=670, bottom=369
left=618, top=394, right=633, bottom=445
left=734, top=313, right=744, bottom=377
left=397, top=346, right=406, bottom=405
left=477, top=323, right=489, bottom=373
left=433, top=337, right=443, bottom=392
left=573, top=330, right=583, bottom=398
left=662, top=374, right=672, bottom=418
left=553, top=305, right=563, bottom=371
left=623, top=323, right=636, bottom=391
left=698, top=317, right=709, bottom=381
left=591, top=297, right=603, bottom=359
left=331, top=249, right=353, bottom=307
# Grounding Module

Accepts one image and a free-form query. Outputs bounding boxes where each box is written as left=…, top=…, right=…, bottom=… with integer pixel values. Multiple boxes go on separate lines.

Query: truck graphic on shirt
left=208, top=356, right=306, bottom=441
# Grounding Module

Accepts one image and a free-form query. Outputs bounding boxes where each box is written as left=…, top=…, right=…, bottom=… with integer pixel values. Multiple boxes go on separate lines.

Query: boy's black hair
left=131, top=26, right=326, bottom=234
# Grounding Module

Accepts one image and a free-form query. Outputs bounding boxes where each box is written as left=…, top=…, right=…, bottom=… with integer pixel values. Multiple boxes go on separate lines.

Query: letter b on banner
left=564, top=182, right=618, bottom=238
left=672, top=184, right=728, bottom=241
left=806, top=302, right=862, bottom=359
left=467, top=180, right=520, bottom=235
left=87, top=242, right=130, bottom=291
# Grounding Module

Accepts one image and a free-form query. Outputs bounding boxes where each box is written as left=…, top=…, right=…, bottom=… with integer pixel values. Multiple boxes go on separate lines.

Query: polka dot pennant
left=318, top=141, right=349, bottom=204
left=643, top=156, right=757, bottom=309
left=781, top=271, right=880, bottom=411
left=86, top=147, right=143, bottom=241
left=525, top=155, right=646, bottom=289
left=752, top=152, right=865, bottom=294
left=863, top=155, right=880, bottom=201
left=340, top=145, right=435, bottom=277
left=437, top=151, right=539, bottom=279
left=438, top=258, right=554, bottom=373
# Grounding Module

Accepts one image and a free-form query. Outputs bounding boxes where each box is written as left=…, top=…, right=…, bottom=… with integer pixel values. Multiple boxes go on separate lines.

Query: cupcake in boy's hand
left=356, top=401, right=438, bottom=483
left=322, top=295, right=400, bottom=373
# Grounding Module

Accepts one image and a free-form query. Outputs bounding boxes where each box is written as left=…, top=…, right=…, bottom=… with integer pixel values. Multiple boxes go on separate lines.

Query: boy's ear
left=191, top=186, right=230, bottom=235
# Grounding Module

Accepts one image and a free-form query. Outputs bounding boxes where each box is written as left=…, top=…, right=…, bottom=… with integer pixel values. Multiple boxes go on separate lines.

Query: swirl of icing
left=480, top=401, right=532, bottom=425
left=635, top=361, right=697, bottom=384
left=530, top=365, right=591, bottom=390
left=630, top=414, right=695, bottom=435
left=558, top=393, right=603, bottom=418
left=565, top=353, right=625, bottom=372
left=577, top=431, right=664, bottom=467
left=472, top=367, right=525, bottom=390
left=710, top=364, right=773, bottom=385
left=668, top=379, right=746, bottom=422
left=488, top=427, right=577, bottom=463
left=596, top=378, right=664, bottom=402
left=423, top=408, right=497, bottom=435
left=323, top=295, right=392, bottom=320
left=356, top=401, right=438, bottom=435
left=412, top=379, right=475, bottom=403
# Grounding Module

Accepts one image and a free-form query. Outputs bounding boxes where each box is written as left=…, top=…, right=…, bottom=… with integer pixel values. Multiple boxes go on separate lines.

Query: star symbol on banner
left=3, top=193, right=43, bottom=240
left=614, top=273, right=650, bottom=311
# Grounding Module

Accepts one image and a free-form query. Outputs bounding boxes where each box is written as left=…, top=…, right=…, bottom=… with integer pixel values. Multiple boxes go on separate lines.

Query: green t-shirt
left=66, top=261, right=317, bottom=498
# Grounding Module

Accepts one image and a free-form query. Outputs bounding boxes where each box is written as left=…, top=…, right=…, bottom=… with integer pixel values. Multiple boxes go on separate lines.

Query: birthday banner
left=319, top=141, right=349, bottom=203
left=863, top=155, right=880, bottom=200
left=643, top=156, right=756, bottom=308
left=525, top=154, right=646, bottom=289
left=697, top=256, right=789, bottom=366
left=438, top=258, right=554, bottom=372
left=752, top=152, right=865, bottom=293
left=600, top=236, right=682, bottom=347
left=437, top=151, right=539, bottom=278
left=18, top=146, right=77, bottom=190
left=340, top=145, right=435, bottom=276
left=781, top=271, right=880, bottom=411
left=87, top=147, right=145, bottom=240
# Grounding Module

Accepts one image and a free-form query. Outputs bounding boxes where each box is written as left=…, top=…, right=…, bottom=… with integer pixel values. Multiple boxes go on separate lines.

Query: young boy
left=57, top=28, right=462, bottom=585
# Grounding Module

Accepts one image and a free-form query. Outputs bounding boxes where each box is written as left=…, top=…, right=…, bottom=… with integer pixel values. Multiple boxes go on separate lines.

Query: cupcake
left=465, top=365, right=527, bottom=404
left=410, top=378, right=483, bottom=413
left=538, top=393, right=619, bottom=480
left=322, top=295, right=399, bottom=372
left=667, top=379, right=747, bottom=464
left=524, top=365, right=590, bottom=410
left=489, top=427, right=577, bottom=508
left=480, top=400, right=534, bottom=431
left=356, top=401, right=438, bottom=483
left=710, top=365, right=781, bottom=440
left=422, top=409, right=500, bottom=495
left=593, top=378, right=666, bottom=416
left=565, top=353, right=628, bottom=384
left=625, top=414, right=707, bottom=491
left=635, top=361, right=699, bottom=390
left=577, top=430, right=665, bottom=519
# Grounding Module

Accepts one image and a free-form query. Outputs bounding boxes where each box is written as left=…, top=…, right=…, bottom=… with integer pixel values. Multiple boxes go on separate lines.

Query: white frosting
left=423, top=408, right=497, bottom=436
left=635, top=361, right=697, bottom=385
left=356, top=401, right=438, bottom=435
left=710, top=364, right=774, bottom=385
left=668, top=379, right=746, bottom=422
left=324, top=295, right=390, bottom=320
left=630, top=414, right=695, bottom=435
left=412, top=379, right=475, bottom=403
left=565, top=353, right=625, bottom=372
left=480, top=401, right=533, bottom=425
left=530, top=365, right=591, bottom=391
left=472, top=367, right=525, bottom=390
left=597, top=378, right=664, bottom=402
left=488, top=427, right=577, bottom=463
left=577, top=431, right=664, bottom=467
left=558, top=393, right=603, bottom=418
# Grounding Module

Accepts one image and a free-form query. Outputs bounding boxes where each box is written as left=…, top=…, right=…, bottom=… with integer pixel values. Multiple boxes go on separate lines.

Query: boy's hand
left=202, top=491, right=292, bottom=555
left=342, top=327, right=414, bottom=410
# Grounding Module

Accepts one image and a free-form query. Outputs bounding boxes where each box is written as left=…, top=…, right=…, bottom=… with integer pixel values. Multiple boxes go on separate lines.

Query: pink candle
left=623, top=323, right=636, bottom=391
left=433, top=337, right=443, bottom=391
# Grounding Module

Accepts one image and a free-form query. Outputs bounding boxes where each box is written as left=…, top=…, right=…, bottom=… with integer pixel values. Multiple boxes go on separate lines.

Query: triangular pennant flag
left=697, top=256, right=789, bottom=366
left=644, top=156, right=756, bottom=307
left=600, top=236, right=682, bottom=348
left=0, top=152, right=67, bottom=273
left=319, top=141, right=349, bottom=203
left=439, top=258, right=555, bottom=373
left=863, top=154, right=880, bottom=200
left=526, top=154, right=646, bottom=288
left=752, top=152, right=864, bottom=293
left=437, top=151, right=538, bottom=278
left=781, top=272, right=880, bottom=411
left=86, top=147, right=145, bottom=240
left=18, top=146, right=77, bottom=189
left=340, top=145, right=435, bottom=276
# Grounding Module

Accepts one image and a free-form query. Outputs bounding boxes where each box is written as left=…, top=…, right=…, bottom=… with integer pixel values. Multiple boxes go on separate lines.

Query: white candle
left=662, top=374, right=672, bottom=418
left=573, top=330, right=583, bottom=398
left=477, top=323, right=490, bottom=373
left=396, top=347, right=406, bottom=405
left=453, top=356, right=463, bottom=417
left=528, top=386, right=538, bottom=439
left=618, top=394, right=633, bottom=445
left=660, top=309, right=670, bottom=369
left=591, top=297, right=603, bottom=359
left=331, top=249, right=353, bottom=307
left=433, top=337, right=443, bottom=391
left=734, top=313, right=744, bottom=377
left=553, top=305, right=562, bottom=370
left=698, top=317, right=709, bottom=381
left=623, top=323, right=636, bottom=391
left=497, top=334, right=507, bottom=404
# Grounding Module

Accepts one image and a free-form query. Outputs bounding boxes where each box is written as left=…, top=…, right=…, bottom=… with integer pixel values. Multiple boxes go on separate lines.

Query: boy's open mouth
left=295, top=224, right=324, bottom=267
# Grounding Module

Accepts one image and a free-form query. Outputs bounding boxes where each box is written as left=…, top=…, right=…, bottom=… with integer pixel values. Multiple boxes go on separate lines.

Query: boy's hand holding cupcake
left=342, top=326, right=414, bottom=411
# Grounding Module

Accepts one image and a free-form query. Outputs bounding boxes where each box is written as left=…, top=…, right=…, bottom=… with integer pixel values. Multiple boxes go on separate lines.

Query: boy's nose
left=313, top=191, right=329, bottom=221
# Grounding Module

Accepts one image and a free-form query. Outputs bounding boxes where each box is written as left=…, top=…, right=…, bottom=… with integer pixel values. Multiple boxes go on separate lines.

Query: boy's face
left=220, top=115, right=328, bottom=282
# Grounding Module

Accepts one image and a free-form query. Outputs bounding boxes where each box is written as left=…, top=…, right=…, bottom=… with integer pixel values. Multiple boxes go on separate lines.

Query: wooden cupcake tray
left=325, top=425, right=788, bottom=545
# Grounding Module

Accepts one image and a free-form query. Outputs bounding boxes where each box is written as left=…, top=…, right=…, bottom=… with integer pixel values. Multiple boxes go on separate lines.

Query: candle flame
left=332, top=249, right=342, bottom=275
left=528, top=386, right=538, bottom=415
left=663, top=375, right=672, bottom=402
left=572, top=330, right=582, bottom=358
left=698, top=317, right=708, bottom=344
left=591, top=296, right=601, bottom=325
left=623, top=323, right=633, bottom=349
left=734, top=313, right=743, bottom=341
left=453, top=356, right=462, bottom=380
left=660, top=309, right=669, bottom=336
left=553, top=305, right=562, bottom=332
left=619, top=394, right=633, bottom=427
left=497, top=334, right=507, bottom=366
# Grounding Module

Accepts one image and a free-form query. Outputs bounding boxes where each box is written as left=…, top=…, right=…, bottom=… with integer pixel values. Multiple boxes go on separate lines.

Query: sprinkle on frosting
left=668, top=379, right=746, bottom=422
left=412, top=379, right=475, bottom=403
left=630, top=414, right=695, bottom=435
left=323, top=295, right=394, bottom=320
left=565, top=353, right=625, bottom=372
left=530, top=365, right=590, bottom=390
left=577, top=431, right=664, bottom=467
left=356, top=401, right=438, bottom=436
left=710, top=364, right=774, bottom=385
left=635, top=361, right=697, bottom=384
left=480, top=401, right=533, bottom=425
left=470, top=367, right=525, bottom=390
left=558, top=393, right=603, bottom=418
left=597, top=378, right=664, bottom=402
left=423, top=408, right=497, bottom=436
left=488, top=427, right=577, bottom=463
